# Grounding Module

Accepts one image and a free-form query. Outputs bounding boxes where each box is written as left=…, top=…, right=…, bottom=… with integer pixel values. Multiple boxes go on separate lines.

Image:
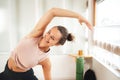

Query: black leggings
left=0, top=62, right=38, bottom=80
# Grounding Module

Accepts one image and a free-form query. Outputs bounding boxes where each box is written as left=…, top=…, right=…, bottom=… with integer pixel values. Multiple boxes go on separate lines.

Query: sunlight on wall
left=0, top=0, right=88, bottom=54
left=0, top=9, right=7, bottom=32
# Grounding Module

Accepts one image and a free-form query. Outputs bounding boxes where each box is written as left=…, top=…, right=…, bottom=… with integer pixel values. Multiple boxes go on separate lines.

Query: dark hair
left=56, top=25, right=74, bottom=45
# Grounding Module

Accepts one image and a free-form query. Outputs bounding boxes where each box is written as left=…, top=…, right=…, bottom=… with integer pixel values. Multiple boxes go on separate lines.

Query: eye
left=50, top=36, right=55, bottom=40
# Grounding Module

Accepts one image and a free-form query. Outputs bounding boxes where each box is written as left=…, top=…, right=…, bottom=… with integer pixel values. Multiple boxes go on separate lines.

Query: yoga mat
left=76, top=57, right=84, bottom=80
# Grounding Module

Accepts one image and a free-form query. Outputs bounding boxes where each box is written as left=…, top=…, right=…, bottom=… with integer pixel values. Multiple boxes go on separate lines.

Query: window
left=93, top=0, right=120, bottom=77
left=96, top=0, right=120, bottom=26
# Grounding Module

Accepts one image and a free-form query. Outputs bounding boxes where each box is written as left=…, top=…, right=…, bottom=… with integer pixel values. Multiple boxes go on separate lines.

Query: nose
left=45, top=34, right=50, bottom=41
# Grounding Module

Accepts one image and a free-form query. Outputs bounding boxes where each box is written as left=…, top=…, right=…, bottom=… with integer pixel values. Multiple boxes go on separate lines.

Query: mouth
left=46, top=41, right=49, bottom=43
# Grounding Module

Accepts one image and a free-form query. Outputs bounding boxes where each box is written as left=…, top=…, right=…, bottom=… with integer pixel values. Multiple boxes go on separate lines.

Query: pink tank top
left=10, top=36, right=50, bottom=71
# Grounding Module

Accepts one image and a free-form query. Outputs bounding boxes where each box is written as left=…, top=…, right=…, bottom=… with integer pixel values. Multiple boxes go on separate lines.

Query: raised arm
left=29, top=8, right=93, bottom=38
left=50, top=8, right=93, bottom=30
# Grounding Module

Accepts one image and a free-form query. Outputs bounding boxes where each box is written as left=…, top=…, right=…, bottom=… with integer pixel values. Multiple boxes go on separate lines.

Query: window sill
left=93, top=55, right=120, bottom=78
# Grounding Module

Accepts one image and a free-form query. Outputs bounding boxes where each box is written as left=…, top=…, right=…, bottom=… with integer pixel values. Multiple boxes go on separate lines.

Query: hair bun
left=67, top=33, right=74, bottom=41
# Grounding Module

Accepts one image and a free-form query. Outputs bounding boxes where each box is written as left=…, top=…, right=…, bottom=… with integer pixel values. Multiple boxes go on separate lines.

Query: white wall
left=0, top=0, right=86, bottom=80
left=0, top=0, right=88, bottom=53
left=34, top=55, right=76, bottom=80
left=0, top=53, right=10, bottom=72
left=1, top=0, right=120, bottom=80
left=17, top=0, right=88, bottom=54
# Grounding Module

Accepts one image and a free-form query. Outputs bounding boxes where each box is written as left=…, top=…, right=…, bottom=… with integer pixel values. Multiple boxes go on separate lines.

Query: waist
left=8, top=58, right=27, bottom=72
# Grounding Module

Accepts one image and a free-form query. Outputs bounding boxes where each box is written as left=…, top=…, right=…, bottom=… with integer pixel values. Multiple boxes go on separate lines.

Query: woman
left=0, top=8, right=92, bottom=80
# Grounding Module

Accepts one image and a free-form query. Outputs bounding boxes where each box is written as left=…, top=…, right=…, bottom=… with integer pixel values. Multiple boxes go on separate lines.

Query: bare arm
left=53, top=8, right=93, bottom=30
left=29, top=8, right=93, bottom=38
left=38, top=58, right=51, bottom=80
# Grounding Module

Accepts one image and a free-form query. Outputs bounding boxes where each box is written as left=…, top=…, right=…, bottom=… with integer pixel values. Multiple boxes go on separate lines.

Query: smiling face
left=41, top=27, right=62, bottom=47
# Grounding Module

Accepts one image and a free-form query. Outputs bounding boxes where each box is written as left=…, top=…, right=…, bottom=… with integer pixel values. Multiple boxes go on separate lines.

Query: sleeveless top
left=10, top=36, right=50, bottom=71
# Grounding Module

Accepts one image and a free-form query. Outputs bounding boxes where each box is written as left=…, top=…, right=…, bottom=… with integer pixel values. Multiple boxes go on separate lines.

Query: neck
left=39, top=46, right=50, bottom=52
left=38, top=38, right=50, bottom=52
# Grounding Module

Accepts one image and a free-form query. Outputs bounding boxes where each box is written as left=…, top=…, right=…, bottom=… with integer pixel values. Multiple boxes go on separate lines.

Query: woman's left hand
left=84, top=21, right=93, bottom=31
left=78, top=17, right=93, bottom=31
